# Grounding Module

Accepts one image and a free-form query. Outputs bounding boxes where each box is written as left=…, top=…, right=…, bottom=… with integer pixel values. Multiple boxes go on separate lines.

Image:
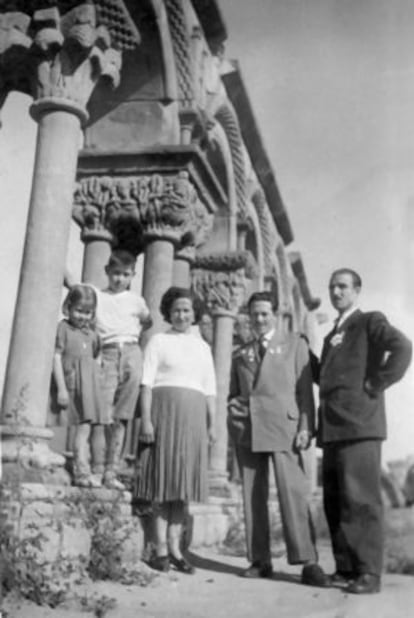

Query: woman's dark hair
left=160, top=287, right=194, bottom=323
left=62, top=284, right=97, bottom=318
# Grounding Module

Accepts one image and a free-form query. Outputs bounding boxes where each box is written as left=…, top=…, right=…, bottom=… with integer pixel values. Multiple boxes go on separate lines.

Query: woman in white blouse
left=134, top=287, right=216, bottom=574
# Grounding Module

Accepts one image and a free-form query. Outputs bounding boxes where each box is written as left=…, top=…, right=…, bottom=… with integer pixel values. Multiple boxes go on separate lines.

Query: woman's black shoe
left=169, top=553, right=195, bottom=574
left=149, top=555, right=170, bottom=572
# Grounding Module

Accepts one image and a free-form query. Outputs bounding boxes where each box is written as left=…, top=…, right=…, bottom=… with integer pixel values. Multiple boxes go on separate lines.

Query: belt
left=102, top=340, right=139, bottom=350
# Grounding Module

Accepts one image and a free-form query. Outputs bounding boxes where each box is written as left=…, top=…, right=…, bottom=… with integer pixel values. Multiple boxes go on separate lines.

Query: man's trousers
left=322, top=439, right=383, bottom=576
left=236, top=446, right=317, bottom=565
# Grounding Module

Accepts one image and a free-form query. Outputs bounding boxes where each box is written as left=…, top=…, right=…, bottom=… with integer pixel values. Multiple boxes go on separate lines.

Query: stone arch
left=251, top=188, right=278, bottom=279
left=265, top=257, right=282, bottom=311
left=203, top=120, right=238, bottom=251
left=291, top=281, right=303, bottom=333
left=214, top=100, right=248, bottom=225
left=275, top=243, right=290, bottom=314
left=243, top=203, right=264, bottom=291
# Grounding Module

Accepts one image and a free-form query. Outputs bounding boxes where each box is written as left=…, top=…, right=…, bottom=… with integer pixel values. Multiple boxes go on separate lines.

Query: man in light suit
left=228, top=291, right=327, bottom=586
left=319, top=268, right=412, bottom=594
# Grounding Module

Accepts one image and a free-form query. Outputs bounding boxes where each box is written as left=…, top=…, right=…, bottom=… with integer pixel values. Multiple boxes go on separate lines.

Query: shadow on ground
left=186, top=551, right=302, bottom=585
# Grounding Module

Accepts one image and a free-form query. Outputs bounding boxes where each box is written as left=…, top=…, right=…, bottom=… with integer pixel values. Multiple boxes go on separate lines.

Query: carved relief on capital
left=191, top=251, right=257, bottom=315
left=177, top=192, right=214, bottom=256
left=0, top=3, right=140, bottom=120
left=73, top=175, right=131, bottom=242
left=73, top=171, right=208, bottom=247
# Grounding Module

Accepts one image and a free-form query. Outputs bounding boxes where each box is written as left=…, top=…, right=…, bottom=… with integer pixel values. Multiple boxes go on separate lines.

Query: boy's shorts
left=101, top=342, right=142, bottom=422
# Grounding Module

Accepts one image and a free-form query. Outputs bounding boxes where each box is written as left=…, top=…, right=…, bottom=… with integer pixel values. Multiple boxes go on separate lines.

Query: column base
left=0, top=424, right=71, bottom=485
left=208, top=469, right=232, bottom=498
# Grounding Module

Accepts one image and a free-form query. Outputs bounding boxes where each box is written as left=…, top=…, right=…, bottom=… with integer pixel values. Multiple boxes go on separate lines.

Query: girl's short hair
left=160, top=287, right=194, bottom=323
left=62, top=284, right=97, bottom=318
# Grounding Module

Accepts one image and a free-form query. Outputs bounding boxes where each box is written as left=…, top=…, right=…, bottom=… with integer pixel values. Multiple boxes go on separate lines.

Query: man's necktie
left=258, top=336, right=267, bottom=361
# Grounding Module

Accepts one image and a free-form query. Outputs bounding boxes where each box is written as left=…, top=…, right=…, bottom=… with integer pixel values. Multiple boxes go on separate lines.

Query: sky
left=219, top=0, right=414, bottom=462
left=1, top=0, right=414, bottom=462
left=219, top=0, right=414, bottom=309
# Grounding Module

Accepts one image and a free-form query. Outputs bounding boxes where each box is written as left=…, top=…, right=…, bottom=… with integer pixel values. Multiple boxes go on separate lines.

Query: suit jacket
left=318, top=310, right=412, bottom=444
left=228, top=331, right=315, bottom=452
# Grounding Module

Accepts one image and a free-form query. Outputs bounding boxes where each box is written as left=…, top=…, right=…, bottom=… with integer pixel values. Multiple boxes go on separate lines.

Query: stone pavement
left=4, top=544, right=414, bottom=618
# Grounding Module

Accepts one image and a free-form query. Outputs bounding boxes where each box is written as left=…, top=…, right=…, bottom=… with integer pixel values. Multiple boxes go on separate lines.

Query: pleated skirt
left=134, top=386, right=208, bottom=503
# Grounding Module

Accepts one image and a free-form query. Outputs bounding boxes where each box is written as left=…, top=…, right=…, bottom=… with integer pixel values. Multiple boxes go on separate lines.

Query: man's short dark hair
left=247, top=291, right=278, bottom=313
left=330, top=268, right=362, bottom=289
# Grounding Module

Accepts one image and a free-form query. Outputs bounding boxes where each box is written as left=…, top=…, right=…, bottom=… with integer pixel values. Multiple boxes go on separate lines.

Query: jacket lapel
left=254, top=331, right=287, bottom=388
left=238, top=340, right=260, bottom=376
left=322, top=309, right=362, bottom=364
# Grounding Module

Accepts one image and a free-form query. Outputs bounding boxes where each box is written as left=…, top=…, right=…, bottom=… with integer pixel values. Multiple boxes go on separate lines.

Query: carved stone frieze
left=0, top=2, right=140, bottom=120
left=73, top=171, right=210, bottom=247
left=191, top=250, right=257, bottom=314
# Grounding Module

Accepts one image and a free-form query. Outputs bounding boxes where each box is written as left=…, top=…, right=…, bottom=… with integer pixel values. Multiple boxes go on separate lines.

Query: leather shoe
left=148, top=555, right=170, bottom=572
left=169, top=553, right=195, bottom=574
left=241, top=562, right=273, bottom=578
left=346, top=573, right=381, bottom=594
left=301, top=563, right=330, bottom=587
left=329, top=571, right=355, bottom=587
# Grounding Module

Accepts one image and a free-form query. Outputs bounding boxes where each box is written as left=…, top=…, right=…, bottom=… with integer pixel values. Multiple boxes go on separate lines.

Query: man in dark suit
left=319, top=268, right=412, bottom=594
left=228, top=291, right=327, bottom=587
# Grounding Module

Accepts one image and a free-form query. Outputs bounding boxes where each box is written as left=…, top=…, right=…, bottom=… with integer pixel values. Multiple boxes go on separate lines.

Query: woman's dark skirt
left=134, top=386, right=208, bottom=503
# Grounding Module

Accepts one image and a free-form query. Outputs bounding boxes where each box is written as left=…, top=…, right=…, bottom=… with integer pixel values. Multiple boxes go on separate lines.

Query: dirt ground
left=3, top=543, right=414, bottom=618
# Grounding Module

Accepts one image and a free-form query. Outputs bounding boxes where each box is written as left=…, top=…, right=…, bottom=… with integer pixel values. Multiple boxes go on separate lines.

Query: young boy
left=95, top=250, right=152, bottom=489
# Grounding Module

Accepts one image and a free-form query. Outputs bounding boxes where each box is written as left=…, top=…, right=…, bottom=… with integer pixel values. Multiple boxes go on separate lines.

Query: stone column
left=82, top=231, right=112, bottom=469
left=192, top=252, right=254, bottom=495
left=210, top=308, right=236, bottom=490
left=81, top=230, right=113, bottom=288
left=173, top=246, right=195, bottom=287
left=0, top=4, right=132, bottom=482
left=138, top=172, right=204, bottom=344
left=141, top=239, right=176, bottom=338
left=69, top=221, right=114, bottom=469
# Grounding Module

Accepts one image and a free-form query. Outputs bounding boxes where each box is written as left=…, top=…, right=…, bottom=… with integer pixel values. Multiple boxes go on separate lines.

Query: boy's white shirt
left=95, top=288, right=150, bottom=345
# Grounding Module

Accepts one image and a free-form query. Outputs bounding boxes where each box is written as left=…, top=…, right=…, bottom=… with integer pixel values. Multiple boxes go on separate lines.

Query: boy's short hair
left=106, top=249, right=136, bottom=271
left=247, top=291, right=278, bottom=313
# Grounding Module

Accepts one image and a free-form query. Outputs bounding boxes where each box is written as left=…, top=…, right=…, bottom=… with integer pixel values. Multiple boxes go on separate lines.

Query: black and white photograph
left=0, top=1, right=413, bottom=616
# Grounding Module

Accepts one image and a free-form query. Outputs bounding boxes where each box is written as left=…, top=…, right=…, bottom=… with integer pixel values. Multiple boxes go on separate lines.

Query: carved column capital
left=191, top=251, right=257, bottom=316
left=137, top=171, right=196, bottom=244
left=0, top=2, right=140, bottom=123
left=175, top=191, right=214, bottom=260
left=74, top=171, right=209, bottom=252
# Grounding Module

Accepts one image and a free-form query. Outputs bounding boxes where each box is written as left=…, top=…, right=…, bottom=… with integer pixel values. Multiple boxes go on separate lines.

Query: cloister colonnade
left=0, top=0, right=320, bottom=496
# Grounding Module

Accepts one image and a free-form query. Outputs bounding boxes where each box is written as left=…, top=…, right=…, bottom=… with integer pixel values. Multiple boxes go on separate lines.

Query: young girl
left=53, top=284, right=110, bottom=488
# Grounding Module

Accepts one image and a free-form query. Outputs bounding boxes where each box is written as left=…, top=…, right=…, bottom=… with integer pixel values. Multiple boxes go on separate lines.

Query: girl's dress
left=134, top=329, right=216, bottom=503
left=55, top=319, right=110, bottom=425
